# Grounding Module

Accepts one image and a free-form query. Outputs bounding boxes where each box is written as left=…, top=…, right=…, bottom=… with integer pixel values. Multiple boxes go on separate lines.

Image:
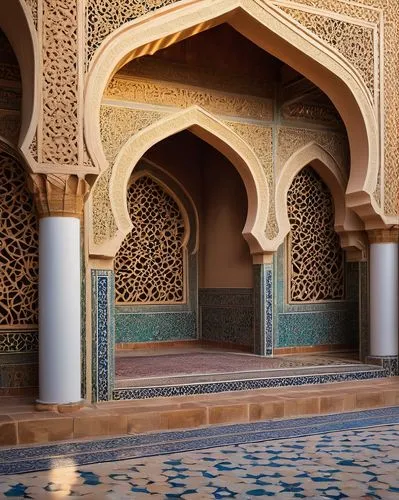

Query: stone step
left=1, top=377, right=398, bottom=447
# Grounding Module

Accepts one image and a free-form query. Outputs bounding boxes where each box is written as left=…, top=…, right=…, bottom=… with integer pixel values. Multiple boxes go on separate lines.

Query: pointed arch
left=274, top=142, right=363, bottom=249
left=101, top=106, right=268, bottom=257
left=84, top=0, right=381, bottom=224
left=0, top=1, right=37, bottom=159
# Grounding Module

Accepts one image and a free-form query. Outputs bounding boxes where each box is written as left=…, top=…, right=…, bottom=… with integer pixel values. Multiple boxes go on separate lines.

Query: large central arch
left=90, top=106, right=269, bottom=257
left=84, top=0, right=381, bottom=225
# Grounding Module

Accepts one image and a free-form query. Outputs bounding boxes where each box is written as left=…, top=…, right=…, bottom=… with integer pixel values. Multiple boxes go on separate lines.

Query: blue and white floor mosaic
left=1, top=407, right=399, bottom=498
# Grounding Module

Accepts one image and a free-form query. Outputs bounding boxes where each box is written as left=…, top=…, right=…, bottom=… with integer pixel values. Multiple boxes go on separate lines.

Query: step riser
left=2, top=383, right=399, bottom=447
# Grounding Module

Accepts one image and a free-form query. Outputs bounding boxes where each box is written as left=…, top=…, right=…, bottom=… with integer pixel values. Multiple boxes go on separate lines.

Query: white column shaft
left=369, top=243, right=398, bottom=357
left=38, top=217, right=81, bottom=404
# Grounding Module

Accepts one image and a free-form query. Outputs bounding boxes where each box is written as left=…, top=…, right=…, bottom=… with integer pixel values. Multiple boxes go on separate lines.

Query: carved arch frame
left=90, top=106, right=269, bottom=258
left=84, top=0, right=382, bottom=229
left=0, top=0, right=38, bottom=166
left=274, top=142, right=366, bottom=256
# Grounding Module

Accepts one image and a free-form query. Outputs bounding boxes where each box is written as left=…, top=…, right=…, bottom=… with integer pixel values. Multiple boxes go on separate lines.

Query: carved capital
left=367, top=227, right=399, bottom=244
left=28, top=174, right=90, bottom=218
left=339, top=231, right=368, bottom=262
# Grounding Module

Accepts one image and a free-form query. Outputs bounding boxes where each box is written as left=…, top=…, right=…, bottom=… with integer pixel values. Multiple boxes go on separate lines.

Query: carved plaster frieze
left=105, top=77, right=274, bottom=121
left=281, top=102, right=342, bottom=127
left=277, top=127, right=349, bottom=178
left=28, top=173, right=90, bottom=218
left=368, top=227, right=399, bottom=244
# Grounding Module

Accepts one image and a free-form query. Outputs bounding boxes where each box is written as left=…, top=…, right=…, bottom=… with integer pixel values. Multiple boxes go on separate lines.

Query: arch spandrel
left=84, top=0, right=382, bottom=226
left=274, top=142, right=364, bottom=250
left=89, top=106, right=269, bottom=258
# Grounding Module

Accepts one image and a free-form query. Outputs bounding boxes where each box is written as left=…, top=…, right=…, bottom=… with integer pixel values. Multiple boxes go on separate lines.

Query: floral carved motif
left=287, top=166, right=344, bottom=302
left=115, top=175, right=185, bottom=304
left=105, top=77, right=273, bottom=121
left=0, top=150, right=38, bottom=326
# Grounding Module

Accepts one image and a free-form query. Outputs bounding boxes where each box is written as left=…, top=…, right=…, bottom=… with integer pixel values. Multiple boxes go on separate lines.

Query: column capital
left=367, top=227, right=399, bottom=244
left=28, top=174, right=90, bottom=218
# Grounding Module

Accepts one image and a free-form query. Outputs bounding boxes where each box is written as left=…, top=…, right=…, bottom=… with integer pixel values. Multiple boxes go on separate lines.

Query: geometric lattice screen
left=0, top=151, right=39, bottom=325
left=287, top=166, right=344, bottom=302
left=115, top=175, right=185, bottom=304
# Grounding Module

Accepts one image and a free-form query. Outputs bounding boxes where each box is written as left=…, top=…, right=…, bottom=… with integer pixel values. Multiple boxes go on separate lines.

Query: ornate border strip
left=112, top=366, right=384, bottom=400
left=91, top=270, right=115, bottom=402
left=1, top=406, right=398, bottom=474
left=0, top=330, right=38, bottom=353
left=253, top=263, right=273, bottom=356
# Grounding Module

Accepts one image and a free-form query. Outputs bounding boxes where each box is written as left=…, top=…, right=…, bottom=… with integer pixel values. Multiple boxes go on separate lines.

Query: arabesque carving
left=29, top=173, right=89, bottom=218
left=277, top=127, right=349, bottom=177
left=86, top=0, right=183, bottom=64
left=41, top=0, right=79, bottom=165
left=0, top=150, right=38, bottom=326
left=105, top=77, right=273, bottom=121
left=277, top=6, right=376, bottom=97
left=93, top=106, right=164, bottom=245
left=287, top=166, right=344, bottom=302
left=281, top=102, right=341, bottom=127
left=120, top=57, right=274, bottom=98
left=225, top=120, right=277, bottom=238
left=115, top=175, right=185, bottom=304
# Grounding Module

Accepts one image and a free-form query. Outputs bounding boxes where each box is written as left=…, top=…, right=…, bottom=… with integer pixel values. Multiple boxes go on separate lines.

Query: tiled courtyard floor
left=1, top=409, right=399, bottom=498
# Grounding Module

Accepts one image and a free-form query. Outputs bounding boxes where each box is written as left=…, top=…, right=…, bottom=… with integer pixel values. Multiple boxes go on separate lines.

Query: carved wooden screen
left=115, top=175, right=185, bottom=304
left=0, top=151, right=39, bottom=325
left=287, top=166, right=344, bottom=302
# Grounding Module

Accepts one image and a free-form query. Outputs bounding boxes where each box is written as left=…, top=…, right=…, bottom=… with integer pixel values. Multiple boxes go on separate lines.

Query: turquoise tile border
left=115, top=311, right=197, bottom=343
left=91, top=270, right=115, bottom=402
left=253, top=264, right=273, bottom=355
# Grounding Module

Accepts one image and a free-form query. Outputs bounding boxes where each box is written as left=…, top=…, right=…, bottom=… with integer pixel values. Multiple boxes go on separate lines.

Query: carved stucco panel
left=93, top=106, right=165, bottom=245
left=224, top=121, right=277, bottom=239
left=41, top=0, right=79, bottom=166
left=277, top=127, right=349, bottom=179
left=105, top=77, right=274, bottom=122
left=86, top=0, right=184, bottom=64
left=276, top=6, right=376, bottom=97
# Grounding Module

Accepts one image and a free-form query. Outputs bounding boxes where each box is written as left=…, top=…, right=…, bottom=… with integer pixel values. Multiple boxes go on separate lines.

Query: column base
left=35, top=400, right=85, bottom=413
left=366, top=356, right=399, bottom=376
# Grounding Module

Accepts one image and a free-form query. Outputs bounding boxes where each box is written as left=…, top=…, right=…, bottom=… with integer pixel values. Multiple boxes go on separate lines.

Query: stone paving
left=1, top=423, right=398, bottom=498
